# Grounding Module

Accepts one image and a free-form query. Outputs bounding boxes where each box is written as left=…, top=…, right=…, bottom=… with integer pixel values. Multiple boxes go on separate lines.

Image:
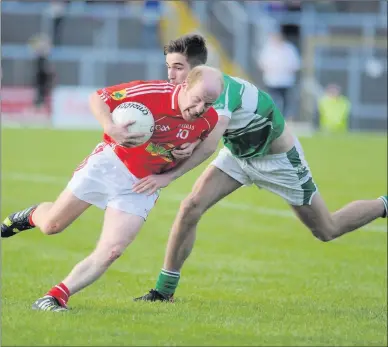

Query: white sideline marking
left=2, top=172, right=387, bottom=233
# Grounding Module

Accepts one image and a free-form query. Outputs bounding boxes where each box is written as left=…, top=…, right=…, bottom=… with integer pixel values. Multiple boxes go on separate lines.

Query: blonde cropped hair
left=186, top=65, right=224, bottom=92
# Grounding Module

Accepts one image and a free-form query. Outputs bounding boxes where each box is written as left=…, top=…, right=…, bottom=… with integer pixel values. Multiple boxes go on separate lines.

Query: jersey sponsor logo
left=178, top=124, right=195, bottom=130
left=111, top=89, right=127, bottom=100
left=145, top=142, right=175, bottom=162
left=150, top=124, right=171, bottom=132
left=116, top=101, right=150, bottom=116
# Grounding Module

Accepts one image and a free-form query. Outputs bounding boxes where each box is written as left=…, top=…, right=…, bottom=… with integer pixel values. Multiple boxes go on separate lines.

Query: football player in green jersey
left=133, top=34, right=387, bottom=302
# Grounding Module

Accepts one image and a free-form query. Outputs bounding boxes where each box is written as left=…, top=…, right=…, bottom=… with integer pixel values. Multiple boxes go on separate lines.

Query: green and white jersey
left=213, top=74, right=285, bottom=159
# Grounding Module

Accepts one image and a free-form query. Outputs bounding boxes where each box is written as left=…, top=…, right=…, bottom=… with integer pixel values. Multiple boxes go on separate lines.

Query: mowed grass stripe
left=2, top=171, right=386, bottom=233
left=1, top=128, right=386, bottom=346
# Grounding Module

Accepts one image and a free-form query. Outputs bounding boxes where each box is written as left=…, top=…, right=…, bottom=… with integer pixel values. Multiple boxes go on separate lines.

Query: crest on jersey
left=146, top=142, right=175, bottom=162
left=111, top=89, right=127, bottom=100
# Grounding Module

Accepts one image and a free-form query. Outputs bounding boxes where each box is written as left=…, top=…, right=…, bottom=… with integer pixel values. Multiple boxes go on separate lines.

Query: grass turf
left=1, top=128, right=387, bottom=346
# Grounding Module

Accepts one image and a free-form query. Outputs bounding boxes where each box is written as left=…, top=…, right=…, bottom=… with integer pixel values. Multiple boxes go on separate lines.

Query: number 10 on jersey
left=176, top=129, right=189, bottom=139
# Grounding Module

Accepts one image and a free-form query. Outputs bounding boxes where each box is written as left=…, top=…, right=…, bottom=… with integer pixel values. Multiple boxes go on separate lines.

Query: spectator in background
left=141, top=0, right=162, bottom=49
left=257, top=31, right=301, bottom=120
left=318, top=84, right=350, bottom=133
left=29, top=34, right=54, bottom=113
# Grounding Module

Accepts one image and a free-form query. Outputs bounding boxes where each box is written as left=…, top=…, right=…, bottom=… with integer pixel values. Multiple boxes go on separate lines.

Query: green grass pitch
left=1, top=128, right=387, bottom=346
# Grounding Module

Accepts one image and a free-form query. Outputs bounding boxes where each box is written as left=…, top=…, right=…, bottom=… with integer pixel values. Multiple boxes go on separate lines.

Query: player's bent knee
left=180, top=194, right=205, bottom=219
left=310, top=226, right=335, bottom=242
left=314, top=233, right=333, bottom=242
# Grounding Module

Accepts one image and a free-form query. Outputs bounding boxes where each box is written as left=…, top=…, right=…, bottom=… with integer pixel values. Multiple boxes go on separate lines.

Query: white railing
left=225, top=1, right=249, bottom=69
left=210, top=1, right=249, bottom=69
left=2, top=44, right=166, bottom=86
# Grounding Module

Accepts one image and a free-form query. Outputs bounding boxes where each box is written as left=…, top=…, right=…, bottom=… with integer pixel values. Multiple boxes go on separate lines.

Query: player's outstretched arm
left=132, top=115, right=230, bottom=195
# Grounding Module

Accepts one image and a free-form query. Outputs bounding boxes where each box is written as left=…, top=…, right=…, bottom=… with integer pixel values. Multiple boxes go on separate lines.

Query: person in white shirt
left=257, top=31, right=301, bottom=119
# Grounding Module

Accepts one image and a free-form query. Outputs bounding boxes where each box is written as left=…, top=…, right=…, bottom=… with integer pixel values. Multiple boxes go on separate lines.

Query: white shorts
left=67, top=143, right=159, bottom=219
left=211, top=139, right=318, bottom=206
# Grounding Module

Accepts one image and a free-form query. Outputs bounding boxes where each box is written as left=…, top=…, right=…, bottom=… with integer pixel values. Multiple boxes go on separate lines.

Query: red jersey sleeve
left=199, top=107, right=219, bottom=140
left=96, top=81, right=140, bottom=112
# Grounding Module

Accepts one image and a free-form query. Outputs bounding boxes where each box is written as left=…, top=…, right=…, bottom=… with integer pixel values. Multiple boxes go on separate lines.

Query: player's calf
left=295, top=195, right=388, bottom=242
left=1, top=205, right=38, bottom=238
left=39, top=219, right=66, bottom=235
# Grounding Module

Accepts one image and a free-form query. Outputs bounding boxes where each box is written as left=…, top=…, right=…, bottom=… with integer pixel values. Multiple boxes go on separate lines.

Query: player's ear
left=181, top=80, right=188, bottom=90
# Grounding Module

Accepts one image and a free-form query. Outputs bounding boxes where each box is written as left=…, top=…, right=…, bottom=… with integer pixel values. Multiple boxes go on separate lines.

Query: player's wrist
left=102, top=120, right=114, bottom=135
left=164, top=171, right=178, bottom=182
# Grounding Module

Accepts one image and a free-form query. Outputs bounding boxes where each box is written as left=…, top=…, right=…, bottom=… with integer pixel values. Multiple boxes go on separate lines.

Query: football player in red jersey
left=1, top=65, right=224, bottom=311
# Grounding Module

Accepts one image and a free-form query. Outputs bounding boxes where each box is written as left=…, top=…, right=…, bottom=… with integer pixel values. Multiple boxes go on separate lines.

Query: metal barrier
left=2, top=2, right=166, bottom=87
left=191, top=0, right=387, bottom=130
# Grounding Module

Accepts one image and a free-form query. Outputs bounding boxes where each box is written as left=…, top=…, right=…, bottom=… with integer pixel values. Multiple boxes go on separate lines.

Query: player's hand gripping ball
left=112, top=102, right=155, bottom=146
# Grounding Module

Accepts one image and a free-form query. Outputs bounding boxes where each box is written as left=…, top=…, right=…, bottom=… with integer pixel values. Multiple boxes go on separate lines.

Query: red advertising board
left=1, top=87, right=51, bottom=126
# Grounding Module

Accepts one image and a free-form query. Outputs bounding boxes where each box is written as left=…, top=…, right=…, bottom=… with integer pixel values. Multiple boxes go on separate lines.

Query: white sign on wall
left=52, top=86, right=101, bottom=129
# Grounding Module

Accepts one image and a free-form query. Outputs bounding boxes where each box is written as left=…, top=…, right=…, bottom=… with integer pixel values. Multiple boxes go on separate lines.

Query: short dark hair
left=164, top=34, right=208, bottom=68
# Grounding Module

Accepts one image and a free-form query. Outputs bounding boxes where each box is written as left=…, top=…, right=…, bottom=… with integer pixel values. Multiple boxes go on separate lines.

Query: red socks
left=28, top=208, right=37, bottom=227
left=47, top=283, right=70, bottom=308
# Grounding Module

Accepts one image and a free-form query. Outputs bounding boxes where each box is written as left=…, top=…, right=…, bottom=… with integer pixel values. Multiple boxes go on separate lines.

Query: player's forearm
left=192, top=138, right=202, bottom=149
left=89, top=92, right=113, bottom=130
left=166, top=115, right=229, bottom=181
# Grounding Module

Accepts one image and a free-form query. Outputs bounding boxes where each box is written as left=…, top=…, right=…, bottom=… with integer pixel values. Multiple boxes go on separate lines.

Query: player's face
left=166, top=53, right=191, bottom=85
left=180, top=80, right=219, bottom=122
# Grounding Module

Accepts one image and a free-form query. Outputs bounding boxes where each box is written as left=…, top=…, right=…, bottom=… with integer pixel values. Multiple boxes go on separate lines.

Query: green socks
left=378, top=196, right=388, bottom=218
left=155, top=268, right=180, bottom=297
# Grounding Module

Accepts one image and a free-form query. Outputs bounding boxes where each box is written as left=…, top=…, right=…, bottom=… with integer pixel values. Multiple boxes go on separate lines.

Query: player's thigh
left=45, top=188, right=91, bottom=230
left=248, top=145, right=317, bottom=206
left=96, top=207, right=144, bottom=253
left=98, top=171, right=159, bottom=250
left=68, top=143, right=112, bottom=211
left=211, top=147, right=252, bottom=187
left=187, top=164, right=242, bottom=213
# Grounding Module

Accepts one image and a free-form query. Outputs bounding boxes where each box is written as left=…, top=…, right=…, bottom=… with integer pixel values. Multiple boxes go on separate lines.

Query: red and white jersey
left=97, top=80, right=218, bottom=178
